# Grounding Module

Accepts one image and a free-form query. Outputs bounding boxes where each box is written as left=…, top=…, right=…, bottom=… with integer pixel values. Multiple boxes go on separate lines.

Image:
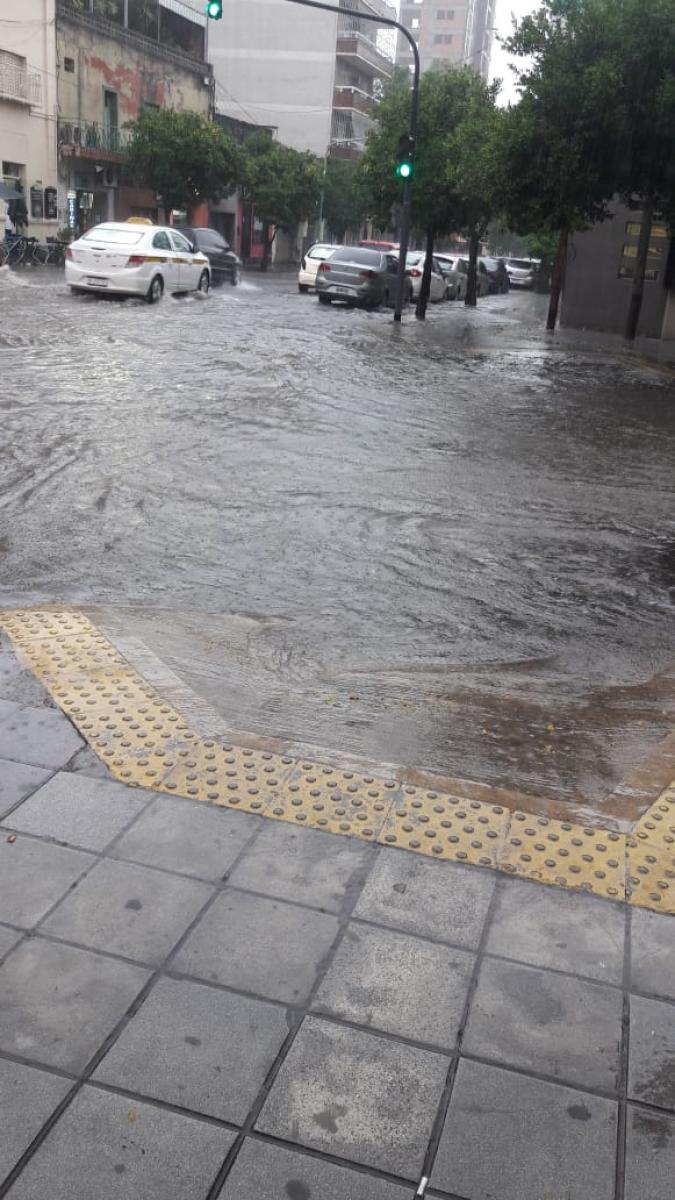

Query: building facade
left=562, top=202, right=674, bottom=342
left=331, top=0, right=394, bottom=160
left=396, top=0, right=494, bottom=78
left=0, top=0, right=59, bottom=241
left=55, top=0, right=212, bottom=230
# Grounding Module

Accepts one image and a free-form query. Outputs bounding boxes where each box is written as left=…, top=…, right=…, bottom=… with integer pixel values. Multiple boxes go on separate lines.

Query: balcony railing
left=333, top=85, right=374, bottom=116
left=58, top=118, right=132, bottom=156
left=336, top=28, right=394, bottom=76
left=0, top=62, right=42, bottom=106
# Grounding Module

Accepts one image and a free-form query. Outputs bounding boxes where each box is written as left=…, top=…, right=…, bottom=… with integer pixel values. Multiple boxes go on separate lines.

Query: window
left=622, top=243, right=662, bottom=259
left=444, top=33, right=453, bottom=42
left=436, top=7, right=455, bottom=16
left=170, top=231, right=192, bottom=253
left=81, top=227, right=143, bottom=244
left=196, top=229, right=227, bottom=251
left=152, top=231, right=172, bottom=251
left=618, top=266, right=659, bottom=281
left=64, top=56, right=75, bottom=73
left=330, top=247, right=382, bottom=266
left=411, top=17, right=420, bottom=28
left=434, top=33, right=443, bottom=42
left=308, top=245, right=335, bottom=260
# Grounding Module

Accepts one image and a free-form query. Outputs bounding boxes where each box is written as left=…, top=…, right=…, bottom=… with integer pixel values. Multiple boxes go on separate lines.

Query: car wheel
left=298, top=283, right=309, bottom=293
left=230, top=268, right=240, bottom=286
left=146, top=275, right=164, bottom=304
left=69, top=286, right=86, bottom=296
left=197, top=270, right=210, bottom=294
left=318, top=294, right=331, bottom=305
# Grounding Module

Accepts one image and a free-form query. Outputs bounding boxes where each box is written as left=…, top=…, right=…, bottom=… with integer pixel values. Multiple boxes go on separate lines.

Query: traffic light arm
left=283, top=0, right=419, bottom=323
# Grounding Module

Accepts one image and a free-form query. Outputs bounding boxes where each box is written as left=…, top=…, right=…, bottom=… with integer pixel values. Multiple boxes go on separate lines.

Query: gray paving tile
left=0, top=698, right=20, bottom=721
left=94, top=975, right=289, bottom=1124
left=431, top=1059, right=617, bottom=1200
left=0, top=706, right=83, bottom=769
left=218, top=1138, right=411, bottom=1199
left=486, top=877, right=626, bottom=984
left=629, top=994, right=675, bottom=1110
left=0, top=759, right=51, bottom=819
left=0, top=650, right=50, bottom=708
left=0, top=837, right=93, bottom=928
left=256, top=1015, right=448, bottom=1178
left=3, top=772, right=149, bottom=852
left=114, top=795, right=258, bottom=879
left=353, top=849, right=494, bottom=947
left=0, top=1057, right=72, bottom=1181
left=0, top=938, right=149, bottom=1071
left=314, top=922, right=473, bottom=1047
left=5, top=1085, right=235, bottom=1200
left=464, top=956, right=622, bottom=1093
left=229, top=822, right=372, bottom=912
left=625, top=1105, right=675, bottom=1200
left=631, top=907, right=675, bottom=1001
left=0, top=924, right=22, bottom=961
left=42, top=858, right=212, bottom=965
left=174, top=890, right=338, bottom=1003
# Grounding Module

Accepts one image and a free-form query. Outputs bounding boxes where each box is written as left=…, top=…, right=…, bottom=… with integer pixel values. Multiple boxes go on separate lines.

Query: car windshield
left=406, top=253, right=424, bottom=265
left=307, top=245, right=335, bottom=260
left=81, top=227, right=144, bottom=244
left=330, top=247, right=381, bottom=266
left=507, top=259, right=533, bottom=269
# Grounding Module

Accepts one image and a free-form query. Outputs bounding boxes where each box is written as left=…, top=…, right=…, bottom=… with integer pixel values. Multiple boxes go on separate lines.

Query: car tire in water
left=198, top=270, right=210, bottom=294
left=298, top=283, right=309, bottom=293
left=318, top=294, right=331, bottom=305
left=230, top=268, right=240, bottom=286
left=146, top=275, right=164, bottom=304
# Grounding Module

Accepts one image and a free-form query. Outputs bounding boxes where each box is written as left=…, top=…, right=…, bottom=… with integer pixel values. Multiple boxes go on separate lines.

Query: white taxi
left=65, top=219, right=211, bottom=302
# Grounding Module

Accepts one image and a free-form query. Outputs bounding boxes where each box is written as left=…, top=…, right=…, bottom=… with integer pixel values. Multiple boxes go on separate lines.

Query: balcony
left=58, top=119, right=132, bottom=162
left=336, top=28, right=394, bottom=76
left=0, top=62, right=42, bottom=107
left=329, top=144, right=362, bottom=162
left=333, top=85, right=374, bottom=117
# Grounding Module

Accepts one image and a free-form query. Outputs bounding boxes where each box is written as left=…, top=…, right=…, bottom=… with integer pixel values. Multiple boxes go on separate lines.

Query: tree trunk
left=465, top=231, right=479, bottom=307
left=624, top=201, right=653, bottom=342
left=546, top=227, right=569, bottom=331
left=415, top=228, right=435, bottom=321
left=260, top=225, right=274, bottom=272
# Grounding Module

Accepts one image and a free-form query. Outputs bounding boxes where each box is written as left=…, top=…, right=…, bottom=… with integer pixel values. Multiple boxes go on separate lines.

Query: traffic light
left=205, top=0, right=222, bottom=17
left=395, top=133, right=414, bottom=180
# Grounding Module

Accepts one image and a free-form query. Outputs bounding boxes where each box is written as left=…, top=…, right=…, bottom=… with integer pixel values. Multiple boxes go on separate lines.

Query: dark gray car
left=314, top=246, right=410, bottom=308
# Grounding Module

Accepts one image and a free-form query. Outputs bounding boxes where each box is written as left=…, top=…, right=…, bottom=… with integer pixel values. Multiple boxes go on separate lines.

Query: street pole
left=282, top=0, right=420, bottom=322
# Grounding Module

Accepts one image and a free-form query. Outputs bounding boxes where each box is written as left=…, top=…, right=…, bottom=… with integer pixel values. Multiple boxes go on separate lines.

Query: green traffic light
left=206, top=0, right=222, bottom=16
left=396, top=161, right=413, bottom=180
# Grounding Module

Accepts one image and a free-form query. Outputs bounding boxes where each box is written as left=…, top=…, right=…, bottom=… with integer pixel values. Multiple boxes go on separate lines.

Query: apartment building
left=397, top=0, right=494, bottom=78
left=55, top=0, right=212, bottom=230
left=0, top=0, right=59, bottom=240
left=204, top=0, right=394, bottom=159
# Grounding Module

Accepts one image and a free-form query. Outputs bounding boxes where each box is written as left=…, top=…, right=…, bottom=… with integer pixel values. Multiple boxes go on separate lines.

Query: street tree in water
left=240, top=131, right=321, bottom=270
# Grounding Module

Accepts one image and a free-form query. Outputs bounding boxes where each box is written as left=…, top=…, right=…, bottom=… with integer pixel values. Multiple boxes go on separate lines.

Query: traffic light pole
left=281, top=0, right=420, bottom=322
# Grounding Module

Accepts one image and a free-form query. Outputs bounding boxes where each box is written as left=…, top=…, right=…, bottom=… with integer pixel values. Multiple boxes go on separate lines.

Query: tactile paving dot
left=626, top=836, right=675, bottom=913
left=266, top=762, right=396, bottom=839
left=379, top=788, right=509, bottom=865
left=157, top=740, right=286, bottom=814
left=0, top=609, right=96, bottom=641
left=498, top=812, right=626, bottom=899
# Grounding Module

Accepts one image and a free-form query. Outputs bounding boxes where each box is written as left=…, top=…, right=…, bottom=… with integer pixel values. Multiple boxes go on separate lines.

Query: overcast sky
left=490, top=0, right=537, bottom=104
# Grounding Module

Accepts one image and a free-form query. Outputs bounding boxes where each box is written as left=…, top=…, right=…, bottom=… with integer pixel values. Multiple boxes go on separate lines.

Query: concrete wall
left=205, top=0, right=337, bottom=154
left=562, top=203, right=670, bottom=339
left=0, top=0, right=59, bottom=240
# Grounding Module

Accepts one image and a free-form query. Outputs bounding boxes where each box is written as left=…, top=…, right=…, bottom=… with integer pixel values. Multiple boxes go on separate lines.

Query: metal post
left=282, top=0, right=420, bottom=321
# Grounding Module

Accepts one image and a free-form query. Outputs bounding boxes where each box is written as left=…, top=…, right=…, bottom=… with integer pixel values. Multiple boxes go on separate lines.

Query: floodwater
left=1, top=265, right=674, bottom=821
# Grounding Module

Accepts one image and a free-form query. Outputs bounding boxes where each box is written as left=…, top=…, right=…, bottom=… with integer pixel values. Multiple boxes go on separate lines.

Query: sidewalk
left=1, top=634, right=675, bottom=1199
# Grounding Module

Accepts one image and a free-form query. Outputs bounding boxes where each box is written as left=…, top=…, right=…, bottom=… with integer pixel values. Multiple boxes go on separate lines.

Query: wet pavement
left=1, top=265, right=674, bottom=823
left=2, top=640, right=675, bottom=1200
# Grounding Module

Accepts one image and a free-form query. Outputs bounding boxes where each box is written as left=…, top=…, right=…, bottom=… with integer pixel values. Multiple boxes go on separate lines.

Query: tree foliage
left=126, top=108, right=240, bottom=214
left=240, top=131, right=321, bottom=234
left=322, top=158, right=367, bottom=241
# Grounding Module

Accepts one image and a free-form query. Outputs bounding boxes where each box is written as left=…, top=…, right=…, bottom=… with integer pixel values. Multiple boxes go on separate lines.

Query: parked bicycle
left=0, top=235, right=68, bottom=268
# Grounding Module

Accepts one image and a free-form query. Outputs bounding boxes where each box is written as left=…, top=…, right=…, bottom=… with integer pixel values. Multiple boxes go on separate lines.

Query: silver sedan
left=315, top=247, right=411, bottom=308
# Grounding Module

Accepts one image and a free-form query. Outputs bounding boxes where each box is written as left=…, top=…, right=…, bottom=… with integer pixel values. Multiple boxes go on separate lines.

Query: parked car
left=434, top=253, right=467, bottom=300
left=298, top=243, right=339, bottom=292
left=405, top=252, right=447, bottom=302
left=177, top=225, right=242, bottom=286
left=478, top=256, right=507, bottom=294
left=65, top=221, right=210, bottom=302
left=315, top=246, right=411, bottom=308
left=359, top=239, right=399, bottom=251
left=505, top=257, right=538, bottom=288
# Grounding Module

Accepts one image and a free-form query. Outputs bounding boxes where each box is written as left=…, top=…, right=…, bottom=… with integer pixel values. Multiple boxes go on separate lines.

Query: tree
left=321, top=158, right=367, bottom=242
left=126, top=108, right=240, bottom=216
left=359, top=66, right=501, bottom=318
left=240, top=131, right=321, bottom=269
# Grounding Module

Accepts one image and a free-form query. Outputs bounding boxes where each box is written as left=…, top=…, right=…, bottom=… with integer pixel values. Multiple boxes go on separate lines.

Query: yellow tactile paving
left=2, top=607, right=675, bottom=912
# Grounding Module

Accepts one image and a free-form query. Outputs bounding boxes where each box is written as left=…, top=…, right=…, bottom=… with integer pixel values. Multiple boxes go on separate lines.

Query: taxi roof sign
left=125, top=217, right=153, bottom=225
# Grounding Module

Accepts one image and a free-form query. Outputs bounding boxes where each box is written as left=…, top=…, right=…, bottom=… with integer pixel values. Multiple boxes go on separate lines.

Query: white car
left=505, top=257, right=539, bottom=288
left=434, top=253, right=468, bottom=300
left=65, top=221, right=211, bottom=302
left=298, top=243, right=339, bottom=292
left=406, top=252, right=447, bottom=302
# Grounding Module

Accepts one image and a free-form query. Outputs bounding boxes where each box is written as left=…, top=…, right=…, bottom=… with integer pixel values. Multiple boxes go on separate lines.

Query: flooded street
left=1, top=266, right=674, bottom=822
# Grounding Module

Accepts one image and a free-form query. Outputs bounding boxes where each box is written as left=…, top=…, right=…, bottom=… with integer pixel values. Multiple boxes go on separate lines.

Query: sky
left=489, top=0, right=538, bottom=104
